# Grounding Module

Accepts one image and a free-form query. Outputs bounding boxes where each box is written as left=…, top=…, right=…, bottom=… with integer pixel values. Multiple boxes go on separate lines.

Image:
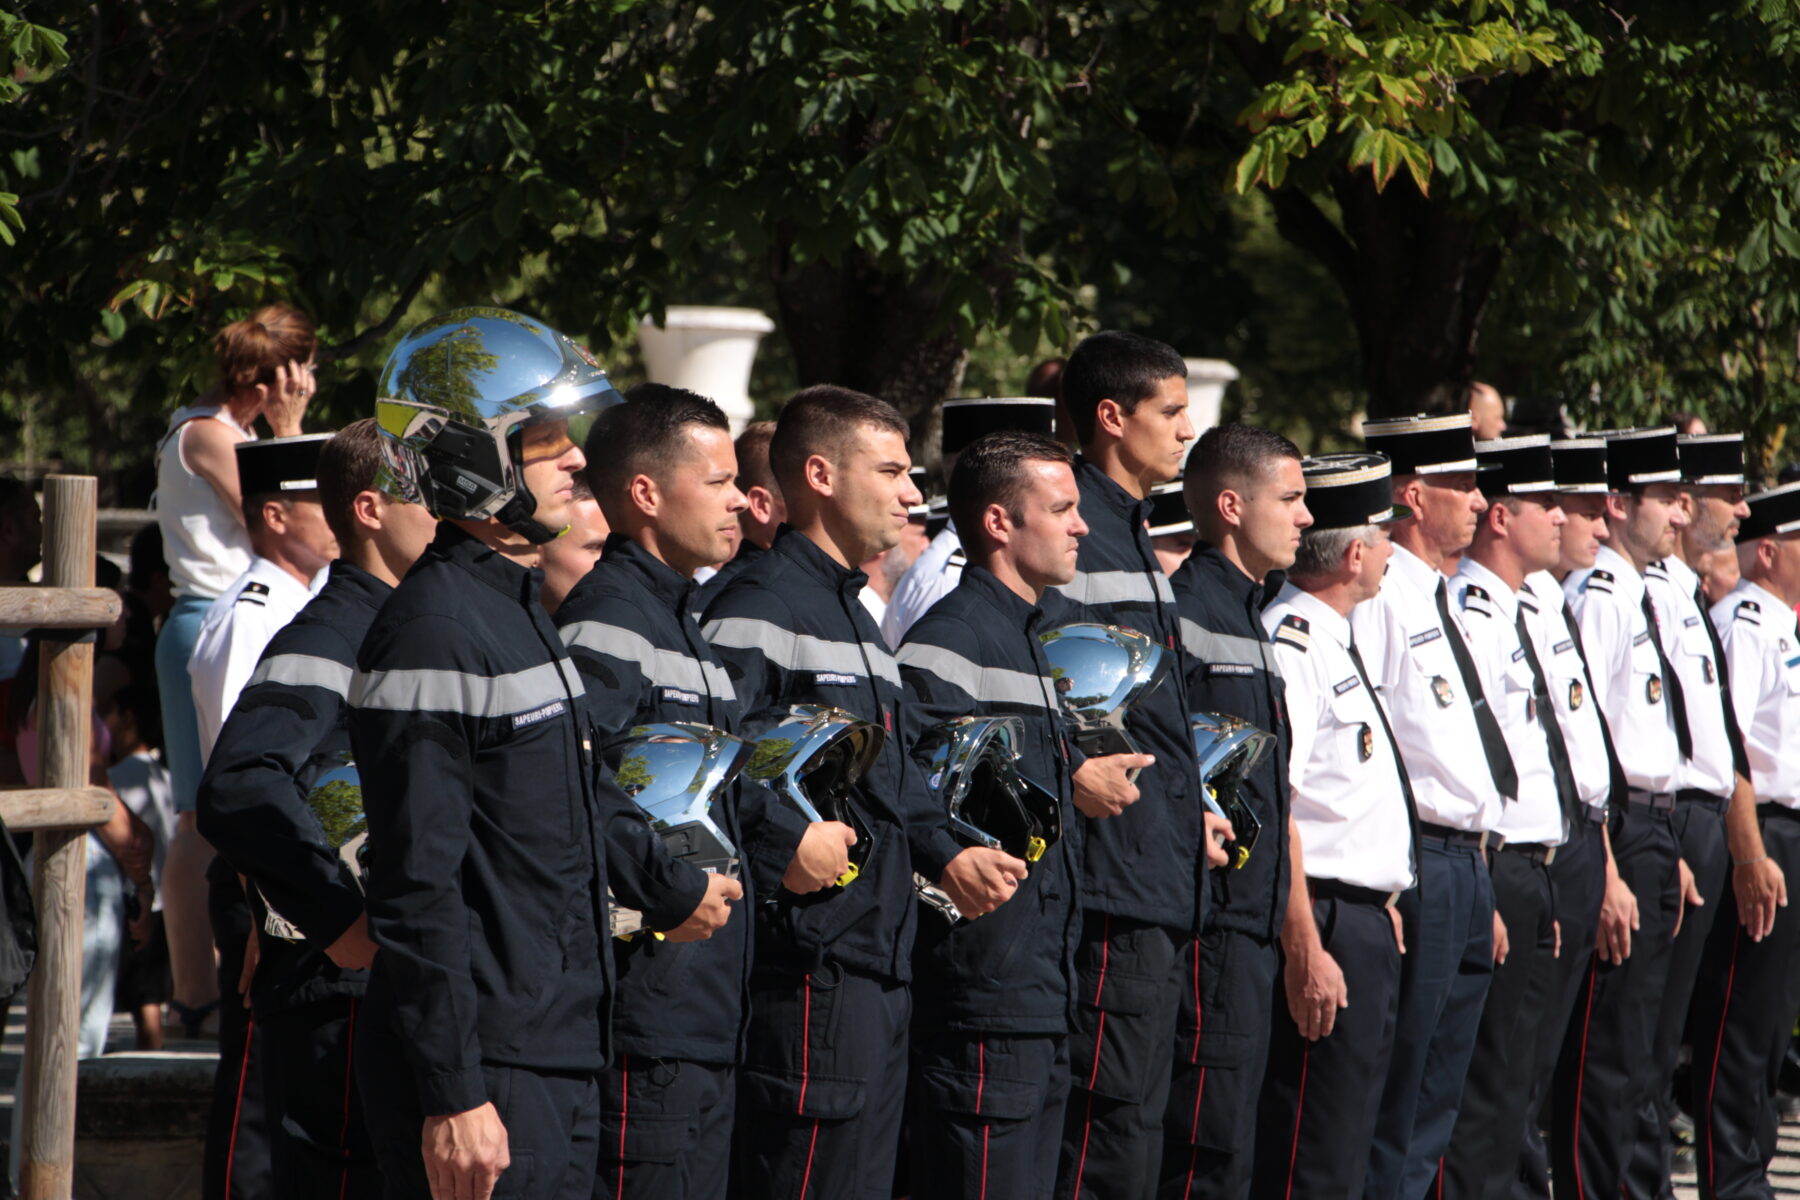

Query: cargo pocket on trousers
left=598, top=1110, right=690, bottom=1166
left=741, top=1067, right=867, bottom=1121
left=918, top=1064, right=1044, bottom=1123
left=1071, top=970, right=1166, bottom=1105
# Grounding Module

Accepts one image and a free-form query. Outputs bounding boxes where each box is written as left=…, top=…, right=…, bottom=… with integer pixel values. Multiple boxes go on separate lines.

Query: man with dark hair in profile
left=703, top=384, right=924, bottom=1199
left=1050, top=330, right=1207, bottom=1200
left=696, top=419, right=783, bottom=610
left=1161, top=424, right=1310, bottom=1200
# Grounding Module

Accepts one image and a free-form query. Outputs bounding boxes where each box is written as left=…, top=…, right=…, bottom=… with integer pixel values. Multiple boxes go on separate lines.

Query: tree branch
left=1267, top=187, right=1358, bottom=298
left=320, top=269, right=430, bottom=362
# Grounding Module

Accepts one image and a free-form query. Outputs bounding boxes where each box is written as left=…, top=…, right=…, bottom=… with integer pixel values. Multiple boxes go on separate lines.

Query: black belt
left=1677, top=788, right=1729, bottom=810
left=1758, top=802, right=1800, bottom=822
left=1308, top=877, right=1403, bottom=909
left=1583, top=803, right=1609, bottom=825
left=1502, top=841, right=1558, bottom=867
left=1418, top=822, right=1491, bottom=852
left=1626, top=789, right=1676, bottom=813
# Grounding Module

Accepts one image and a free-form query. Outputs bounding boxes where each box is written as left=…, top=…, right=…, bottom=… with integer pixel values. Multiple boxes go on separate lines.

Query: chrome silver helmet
left=374, top=307, right=623, bottom=542
left=743, top=705, right=883, bottom=887
left=1039, top=622, right=1171, bottom=763
left=1191, top=712, right=1274, bottom=870
left=260, top=755, right=366, bottom=943
left=604, top=722, right=752, bottom=939
left=910, top=715, right=1062, bottom=923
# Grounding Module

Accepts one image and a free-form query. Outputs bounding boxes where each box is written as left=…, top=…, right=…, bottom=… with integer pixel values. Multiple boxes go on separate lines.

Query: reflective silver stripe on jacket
left=1180, top=618, right=1283, bottom=679
left=702, top=616, right=901, bottom=688
left=350, top=658, right=584, bottom=716
left=560, top=620, right=737, bottom=702
left=896, top=642, right=1057, bottom=709
left=1057, top=568, right=1175, bottom=609
left=248, top=653, right=355, bottom=698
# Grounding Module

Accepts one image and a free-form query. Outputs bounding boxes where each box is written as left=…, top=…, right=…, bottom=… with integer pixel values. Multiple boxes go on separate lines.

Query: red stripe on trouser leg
left=977, top=1040, right=989, bottom=1200
left=224, top=1015, right=256, bottom=1194
left=798, top=974, right=812, bottom=1114
left=1074, top=916, right=1114, bottom=1198
left=1283, top=1043, right=1310, bottom=1200
left=797, top=1119, right=820, bottom=1200
left=617, top=1055, right=629, bottom=1200
left=339, top=1000, right=358, bottom=1200
left=1703, top=925, right=1743, bottom=1197
left=1570, top=958, right=1599, bottom=1200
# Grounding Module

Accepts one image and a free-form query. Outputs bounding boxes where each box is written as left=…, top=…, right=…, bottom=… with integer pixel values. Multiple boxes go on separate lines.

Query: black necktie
left=1514, top=606, right=1583, bottom=828
left=1436, top=577, right=1521, bottom=800
left=1348, top=636, right=1421, bottom=873
left=1562, top=600, right=1629, bottom=810
left=1639, top=588, right=1694, bottom=761
left=1693, top=581, right=1751, bottom=780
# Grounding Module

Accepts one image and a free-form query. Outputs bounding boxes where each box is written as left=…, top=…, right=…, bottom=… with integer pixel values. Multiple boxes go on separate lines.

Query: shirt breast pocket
left=1677, top=626, right=1718, bottom=686
left=1405, top=633, right=1462, bottom=710
left=1327, top=685, right=1378, bottom=765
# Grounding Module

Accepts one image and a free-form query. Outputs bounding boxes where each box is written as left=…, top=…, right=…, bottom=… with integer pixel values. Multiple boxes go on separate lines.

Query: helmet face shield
left=1190, top=712, right=1274, bottom=870
left=744, top=705, right=884, bottom=886
left=1039, top=623, right=1171, bottom=765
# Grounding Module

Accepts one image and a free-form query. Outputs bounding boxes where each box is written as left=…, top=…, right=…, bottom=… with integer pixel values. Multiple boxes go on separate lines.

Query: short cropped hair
left=586, top=384, right=730, bottom=503
left=948, top=431, right=1076, bottom=550
left=1291, top=525, right=1376, bottom=580
left=241, top=492, right=297, bottom=535
left=318, top=418, right=385, bottom=547
left=1184, top=424, right=1302, bottom=520
left=1060, top=331, right=1187, bottom=445
left=768, top=385, right=909, bottom=494
left=735, top=420, right=781, bottom=499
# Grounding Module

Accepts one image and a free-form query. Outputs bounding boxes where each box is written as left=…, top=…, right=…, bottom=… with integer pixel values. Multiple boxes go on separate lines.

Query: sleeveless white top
left=155, top=404, right=256, bottom=600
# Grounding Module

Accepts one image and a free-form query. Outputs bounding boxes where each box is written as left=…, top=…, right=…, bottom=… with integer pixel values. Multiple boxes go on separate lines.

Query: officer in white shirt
left=1254, top=453, right=1416, bottom=1200
left=1444, top=435, right=1581, bottom=1199
left=1553, top=426, right=1699, bottom=1200
left=188, top=435, right=337, bottom=760
left=1353, top=412, right=1514, bottom=1200
left=1629, top=433, right=1777, bottom=1200
left=881, top=397, right=1054, bottom=644
left=1690, top=481, right=1800, bottom=1200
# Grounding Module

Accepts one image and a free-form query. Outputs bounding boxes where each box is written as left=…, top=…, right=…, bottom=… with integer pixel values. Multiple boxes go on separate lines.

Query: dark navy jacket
left=1051, top=459, right=1204, bottom=934
left=1171, top=542, right=1291, bottom=942
left=898, top=565, right=1081, bottom=1035
left=555, top=535, right=753, bottom=1066
left=349, top=523, right=670, bottom=1116
left=694, top=538, right=767, bottom=619
left=701, top=526, right=918, bottom=983
left=197, top=560, right=383, bottom=1015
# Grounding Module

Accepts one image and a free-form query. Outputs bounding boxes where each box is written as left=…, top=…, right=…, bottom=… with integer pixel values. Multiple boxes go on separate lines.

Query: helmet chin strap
left=495, top=487, right=561, bottom=545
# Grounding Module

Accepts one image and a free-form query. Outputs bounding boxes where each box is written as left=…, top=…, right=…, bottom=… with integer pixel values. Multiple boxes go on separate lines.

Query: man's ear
left=627, top=472, right=660, bottom=519
left=1604, top=492, right=1629, bottom=524
left=1094, top=398, right=1126, bottom=441
left=1344, top=534, right=1365, bottom=577
left=747, top=485, right=776, bottom=525
left=804, top=453, right=834, bottom=498
left=981, top=501, right=1012, bottom=549
left=260, top=497, right=289, bottom=533
left=351, top=490, right=384, bottom=535
left=1394, top=476, right=1424, bottom=514
left=1216, top=487, right=1245, bottom=531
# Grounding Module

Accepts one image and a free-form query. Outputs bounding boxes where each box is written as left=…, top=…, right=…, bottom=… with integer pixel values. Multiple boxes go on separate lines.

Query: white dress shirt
left=1525, top=570, right=1615, bottom=813
left=189, top=556, right=321, bottom=762
left=1350, top=543, right=1506, bottom=832
left=1454, top=557, right=1566, bottom=847
left=1713, top=579, right=1800, bottom=808
left=1565, top=544, right=1682, bottom=796
left=881, top=524, right=963, bottom=646
left=1265, top=584, right=1415, bottom=893
left=1648, top=554, right=1737, bottom=799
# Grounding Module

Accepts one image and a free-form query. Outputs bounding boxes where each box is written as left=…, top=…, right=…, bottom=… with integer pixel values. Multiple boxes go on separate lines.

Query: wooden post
left=19, top=476, right=98, bottom=1200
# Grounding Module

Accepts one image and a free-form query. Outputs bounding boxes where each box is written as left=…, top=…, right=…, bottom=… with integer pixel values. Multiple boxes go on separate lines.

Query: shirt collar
left=1386, top=542, right=1448, bottom=599
left=1075, top=457, right=1153, bottom=524
left=958, top=562, right=1047, bottom=631
left=323, top=559, right=393, bottom=610
left=1191, top=540, right=1282, bottom=609
left=1455, top=555, right=1521, bottom=621
left=1742, top=578, right=1795, bottom=629
left=432, top=521, right=539, bottom=604
left=772, top=524, right=869, bottom=598
left=1277, top=581, right=1352, bottom=647
left=248, top=554, right=323, bottom=606
left=599, top=533, right=696, bottom=609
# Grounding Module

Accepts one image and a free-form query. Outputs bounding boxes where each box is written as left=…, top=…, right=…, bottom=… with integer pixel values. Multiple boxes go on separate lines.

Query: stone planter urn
left=1181, top=358, right=1240, bottom=461
left=638, top=306, right=778, bottom=433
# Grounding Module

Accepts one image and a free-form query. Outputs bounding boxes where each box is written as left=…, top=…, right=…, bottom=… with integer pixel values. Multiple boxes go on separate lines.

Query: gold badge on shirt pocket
left=1702, top=658, right=1716, bottom=685
left=1569, top=680, right=1585, bottom=710
left=1431, top=675, right=1455, bottom=708
left=1646, top=674, right=1663, bottom=705
left=1359, top=723, right=1374, bottom=761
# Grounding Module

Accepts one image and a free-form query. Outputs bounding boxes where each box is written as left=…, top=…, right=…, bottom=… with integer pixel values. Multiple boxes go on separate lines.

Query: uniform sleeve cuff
left=417, top=1066, right=489, bottom=1117
left=292, top=889, right=367, bottom=951
left=642, top=861, right=711, bottom=934
left=914, top=828, right=968, bottom=885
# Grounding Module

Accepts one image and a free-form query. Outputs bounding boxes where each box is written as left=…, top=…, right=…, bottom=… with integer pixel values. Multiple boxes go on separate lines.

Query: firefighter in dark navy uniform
left=348, top=309, right=727, bottom=1200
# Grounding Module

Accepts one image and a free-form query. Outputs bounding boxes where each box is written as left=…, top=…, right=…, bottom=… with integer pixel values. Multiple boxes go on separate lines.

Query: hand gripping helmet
left=1190, top=712, right=1274, bottom=870
left=909, top=715, right=1063, bottom=923
left=604, top=722, right=754, bottom=940
left=374, top=307, right=623, bottom=543
left=259, top=753, right=366, bottom=943
left=743, top=705, right=884, bottom=888
left=1038, top=622, right=1172, bottom=770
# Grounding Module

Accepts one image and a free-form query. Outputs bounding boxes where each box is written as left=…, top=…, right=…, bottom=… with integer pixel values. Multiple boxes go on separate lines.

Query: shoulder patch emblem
left=1585, top=570, right=1615, bottom=594
left=1272, top=613, right=1310, bottom=652
left=236, top=580, right=271, bottom=606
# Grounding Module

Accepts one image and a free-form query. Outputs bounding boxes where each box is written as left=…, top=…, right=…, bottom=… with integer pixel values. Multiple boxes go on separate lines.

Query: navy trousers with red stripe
left=1443, top=849, right=1560, bottom=1200
left=1160, top=929, right=1280, bottom=1200
left=1549, top=803, right=1681, bottom=1200
left=1688, top=808, right=1800, bottom=1200
left=261, top=997, right=380, bottom=1199
left=594, top=1057, right=732, bottom=1200
left=204, top=870, right=271, bottom=1200
left=1056, top=912, right=1183, bottom=1200
left=734, top=964, right=910, bottom=1200
left=910, top=1033, right=1070, bottom=1199
left=1250, top=892, right=1401, bottom=1200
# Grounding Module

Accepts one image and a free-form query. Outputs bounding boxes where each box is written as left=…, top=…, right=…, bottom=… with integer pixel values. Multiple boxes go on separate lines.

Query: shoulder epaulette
left=1584, top=570, right=1615, bottom=594
left=1272, top=612, right=1310, bottom=653
left=1646, top=560, right=1670, bottom=580
left=235, top=580, right=271, bottom=607
left=1735, top=599, right=1762, bottom=625
left=947, top=549, right=967, bottom=568
left=1519, top=593, right=1540, bottom=614
left=1460, top=583, right=1494, bottom=618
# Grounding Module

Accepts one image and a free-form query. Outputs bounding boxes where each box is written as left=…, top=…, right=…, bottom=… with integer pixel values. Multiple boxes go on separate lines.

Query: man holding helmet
left=701, top=384, right=924, bottom=1199
left=349, top=310, right=723, bottom=1200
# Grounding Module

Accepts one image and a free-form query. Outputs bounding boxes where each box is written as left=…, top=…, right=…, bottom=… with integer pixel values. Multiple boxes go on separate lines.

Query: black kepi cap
left=1147, top=480, right=1193, bottom=537
left=1737, top=481, right=1800, bottom=542
left=1598, top=427, right=1681, bottom=490
left=1301, top=453, right=1411, bottom=529
left=1678, top=433, right=1747, bottom=487
left=941, top=397, right=1056, bottom=455
left=1550, top=439, right=1608, bottom=494
left=235, top=434, right=330, bottom=497
left=1360, top=412, right=1477, bottom=476
left=908, top=466, right=931, bottom=517
left=1474, top=435, right=1557, bottom=498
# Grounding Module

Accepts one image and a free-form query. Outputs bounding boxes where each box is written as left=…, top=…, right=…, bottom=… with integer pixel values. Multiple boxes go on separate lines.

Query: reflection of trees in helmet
left=390, top=324, right=501, bottom=421
left=745, top=737, right=796, bottom=779
left=308, top=779, right=366, bottom=849
left=615, top=752, right=653, bottom=796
